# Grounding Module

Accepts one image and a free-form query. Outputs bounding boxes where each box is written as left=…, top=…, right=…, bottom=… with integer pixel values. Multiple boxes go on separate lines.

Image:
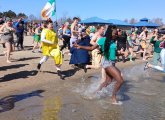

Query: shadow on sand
left=0, top=90, right=45, bottom=113
left=61, top=68, right=80, bottom=79
left=0, top=64, right=29, bottom=71
left=0, top=70, right=38, bottom=82
left=14, top=57, right=40, bottom=62
left=42, top=68, right=80, bottom=80
left=118, top=81, right=132, bottom=102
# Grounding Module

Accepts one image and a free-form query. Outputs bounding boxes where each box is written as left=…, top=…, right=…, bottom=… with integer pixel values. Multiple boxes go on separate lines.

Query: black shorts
left=117, top=44, right=126, bottom=51
left=62, top=35, right=70, bottom=42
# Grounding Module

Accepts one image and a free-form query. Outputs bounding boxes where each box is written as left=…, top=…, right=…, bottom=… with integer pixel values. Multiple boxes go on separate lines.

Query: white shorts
left=101, top=57, right=113, bottom=68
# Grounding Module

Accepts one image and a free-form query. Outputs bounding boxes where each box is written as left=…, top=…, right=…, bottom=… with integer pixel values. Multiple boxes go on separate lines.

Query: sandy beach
left=0, top=36, right=165, bottom=120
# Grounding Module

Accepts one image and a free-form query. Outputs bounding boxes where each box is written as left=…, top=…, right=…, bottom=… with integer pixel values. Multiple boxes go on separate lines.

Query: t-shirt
left=97, top=37, right=117, bottom=61
left=150, top=36, right=162, bottom=53
left=66, top=29, right=71, bottom=35
left=16, top=21, right=24, bottom=33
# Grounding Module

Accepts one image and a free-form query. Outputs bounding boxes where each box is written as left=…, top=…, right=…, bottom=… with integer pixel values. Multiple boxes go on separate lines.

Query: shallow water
left=72, top=63, right=165, bottom=120
left=0, top=63, right=164, bottom=120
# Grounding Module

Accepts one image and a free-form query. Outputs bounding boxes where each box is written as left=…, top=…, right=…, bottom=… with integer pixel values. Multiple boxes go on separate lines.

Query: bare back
left=71, top=23, right=78, bottom=38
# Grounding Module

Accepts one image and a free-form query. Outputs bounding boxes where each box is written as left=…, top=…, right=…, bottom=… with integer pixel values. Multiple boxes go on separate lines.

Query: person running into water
left=144, top=35, right=165, bottom=72
left=0, top=18, right=15, bottom=63
left=137, top=27, right=148, bottom=61
left=69, top=29, right=91, bottom=73
left=126, top=30, right=136, bottom=62
left=60, top=22, right=71, bottom=54
left=37, top=21, right=63, bottom=79
left=74, top=25, right=124, bottom=105
left=70, top=17, right=79, bottom=48
left=149, top=33, right=163, bottom=65
left=117, top=30, right=128, bottom=63
left=95, top=27, right=119, bottom=95
left=86, top=26, right=105, bottom=69
left=32, top=24, right=42, bottom=53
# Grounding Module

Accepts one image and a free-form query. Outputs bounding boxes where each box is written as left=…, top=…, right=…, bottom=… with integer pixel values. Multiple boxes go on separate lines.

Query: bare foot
left=86, top=65, right=90, bottom=69
left=7, top=60, right=12, bottom=63
left=112, top=101, right=123, bottom=105
left=3, top=51, right=7, bottom=56
left=111, top=97, right=123, bottom=105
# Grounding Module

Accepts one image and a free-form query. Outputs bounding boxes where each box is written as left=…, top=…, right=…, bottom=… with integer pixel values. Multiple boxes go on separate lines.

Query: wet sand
left=0, top=36, right=165, bottom=120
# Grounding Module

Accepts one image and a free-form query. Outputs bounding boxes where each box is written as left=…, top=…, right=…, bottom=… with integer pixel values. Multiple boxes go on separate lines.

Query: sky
left=0, top=0, right=165, bottom=22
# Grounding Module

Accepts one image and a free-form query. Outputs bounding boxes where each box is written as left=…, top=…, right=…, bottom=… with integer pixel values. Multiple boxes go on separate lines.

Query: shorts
left=34, top=35, right=41, bottom=42
left=101, top=57, right=113, bottom=68
left=91, top=49, right=102, bottom=68
left=127, top=40, right=133, bottom=48
left=117, top=43, right=126, bottom=51
left=141, top=41, right=147, bottom=49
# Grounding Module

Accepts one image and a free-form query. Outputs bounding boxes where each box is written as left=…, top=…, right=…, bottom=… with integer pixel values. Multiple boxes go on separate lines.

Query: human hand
left=73, top=42, right=81, bottom=49
left=10, top=28, right=15, bottom=31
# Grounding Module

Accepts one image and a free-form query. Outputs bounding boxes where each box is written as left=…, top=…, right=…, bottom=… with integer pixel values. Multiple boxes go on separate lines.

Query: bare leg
left=143, top=49, right=147, bottom=60
left=105, top=66, right=124, bottom=104
left=32, top=42, right=37, bottom=52
left=95, top=68, right=112, bottom=93
left=5, top=42, right=12, bottom=63
left=38, top=42, right=42, bottom=52
left=129, top=47, right=133, bottom=61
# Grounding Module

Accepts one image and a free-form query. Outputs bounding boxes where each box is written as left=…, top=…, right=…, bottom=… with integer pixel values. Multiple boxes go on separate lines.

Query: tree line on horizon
left=124, top=18, right=164, bottom=26
left=0, top=10, right=27, bottom=19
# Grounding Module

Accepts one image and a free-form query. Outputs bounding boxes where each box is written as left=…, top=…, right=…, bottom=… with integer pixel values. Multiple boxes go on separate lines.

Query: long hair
left=104, top=25, right=113, bottom=60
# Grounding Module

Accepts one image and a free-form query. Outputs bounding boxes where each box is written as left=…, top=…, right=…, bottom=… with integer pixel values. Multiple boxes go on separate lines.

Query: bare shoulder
left=71, top=23, right=75, bottom=28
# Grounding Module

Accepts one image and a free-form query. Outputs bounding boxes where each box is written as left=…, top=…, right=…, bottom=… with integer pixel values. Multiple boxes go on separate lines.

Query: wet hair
left=104, top=25, right=113, bottom=60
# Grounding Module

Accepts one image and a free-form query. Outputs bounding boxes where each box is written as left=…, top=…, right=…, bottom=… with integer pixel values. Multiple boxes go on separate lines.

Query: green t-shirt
left=150, top=36, right=162, bottom=53
left=97, top=37, right=117, bottom=61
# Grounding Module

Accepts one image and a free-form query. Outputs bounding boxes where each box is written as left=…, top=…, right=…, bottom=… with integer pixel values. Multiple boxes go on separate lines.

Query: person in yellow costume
left=37, top=21, right=63, bottom=79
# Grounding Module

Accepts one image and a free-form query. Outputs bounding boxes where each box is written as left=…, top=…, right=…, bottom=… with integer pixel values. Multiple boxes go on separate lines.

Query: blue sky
left=0, top=0, right=165, bottom=22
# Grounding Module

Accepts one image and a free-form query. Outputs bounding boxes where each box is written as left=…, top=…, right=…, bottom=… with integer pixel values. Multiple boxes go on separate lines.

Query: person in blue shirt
left=70, top=29, right=90, bottom=73
left=15, top=18, right=24, bottom=50
left=74, top=25, right=124, bottom=105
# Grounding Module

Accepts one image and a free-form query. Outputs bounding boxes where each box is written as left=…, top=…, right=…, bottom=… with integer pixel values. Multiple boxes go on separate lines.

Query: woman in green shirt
left=74, top=26, right=124, bottom=105
left=150, top=34, right=163, bottom=65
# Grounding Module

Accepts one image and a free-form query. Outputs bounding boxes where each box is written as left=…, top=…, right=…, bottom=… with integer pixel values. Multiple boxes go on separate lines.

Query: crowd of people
left=0, top=16, right=165, bottom=105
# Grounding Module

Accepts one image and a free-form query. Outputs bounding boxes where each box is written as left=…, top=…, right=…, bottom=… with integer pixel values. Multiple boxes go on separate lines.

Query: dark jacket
left=70, top=35, right=90, bottom=64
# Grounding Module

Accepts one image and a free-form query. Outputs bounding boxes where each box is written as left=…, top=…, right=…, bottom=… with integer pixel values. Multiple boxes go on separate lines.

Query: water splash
left=122, top=63, right=151, bottom=81
left=73, top=76, right=116, bottom=100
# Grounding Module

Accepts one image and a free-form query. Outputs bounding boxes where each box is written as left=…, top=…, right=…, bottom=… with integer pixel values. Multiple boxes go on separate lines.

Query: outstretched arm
left=74, top=42, right=99, bottom=51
